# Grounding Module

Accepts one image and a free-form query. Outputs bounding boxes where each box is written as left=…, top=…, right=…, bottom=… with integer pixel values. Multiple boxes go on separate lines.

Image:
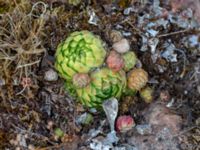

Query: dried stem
left=157, top=29, right=193, bottom=38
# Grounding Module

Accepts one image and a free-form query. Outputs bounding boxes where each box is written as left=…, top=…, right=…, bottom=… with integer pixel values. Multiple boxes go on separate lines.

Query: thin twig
left=174, top=48, right=187, bottom=78
left=173, top=126, right=199, bottom=137
left=16, top=86, right=26, bottom=95
left=28, top=1, right=47, bottom=18
left=157, top=29, right=192, bottom=38
left=16, top=60, right=40, bottom=69
left=35, top=143, right=68, bottom=150
left=125, top=20, right=148, bottom=37
left=12, top=124, right=55, bottom=145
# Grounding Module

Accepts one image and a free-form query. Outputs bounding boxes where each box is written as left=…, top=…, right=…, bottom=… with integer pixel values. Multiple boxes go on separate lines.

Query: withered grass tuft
left=0, top=0, right=47, bottom=99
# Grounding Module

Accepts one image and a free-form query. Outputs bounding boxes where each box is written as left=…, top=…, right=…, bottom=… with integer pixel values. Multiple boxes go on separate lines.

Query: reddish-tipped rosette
left=116, top=115, right=135, bottom=132
left=72, top=73, right=90, bottom=88
left=106, top=50, right=124, bottom=72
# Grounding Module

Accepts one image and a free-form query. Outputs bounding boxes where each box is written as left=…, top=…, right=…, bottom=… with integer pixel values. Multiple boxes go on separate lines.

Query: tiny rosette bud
left=77, top=113, right=94, bottom=125
left=106, top=51, right=124, bottom=72
left=113, top=38, right=130, bottom=53
left=128, top=68, right=148, bottom=91
left=122, top=51, right=137, bottom=72
left=72, top=73, right=90, bottom=88
left=140, top=86, right=153, bottom=103
left=110, top=30, right=123, bottom=43
left=68, top=0, right=81, bottom=6
left=116, top=115, right=135, bottom=132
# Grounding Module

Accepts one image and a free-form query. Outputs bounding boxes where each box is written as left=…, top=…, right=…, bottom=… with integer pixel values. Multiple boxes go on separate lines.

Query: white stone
left=44, top=69, right=58, bottom=81
left=112, top=38, right=130, bottom=53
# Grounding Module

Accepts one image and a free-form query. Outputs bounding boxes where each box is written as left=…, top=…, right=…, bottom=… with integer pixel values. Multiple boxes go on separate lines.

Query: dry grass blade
left=0, top=0, right=47, bottom=99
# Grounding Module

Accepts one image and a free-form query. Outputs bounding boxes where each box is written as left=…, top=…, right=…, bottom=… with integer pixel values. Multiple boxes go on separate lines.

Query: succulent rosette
left=55, top=30, right=150, bottom=109
left=140, top=86, right=153, bottom=103
left=55, top=30, right=106, bottom=81
left=122, top=51, right=137, bottom=72
left=127, top=68, right=148, bottom=91
left=116, top=115, right=135, bottom=132
left=76, top=67, right=126, bottom=108
left=106, top=50, right=124, bottom=72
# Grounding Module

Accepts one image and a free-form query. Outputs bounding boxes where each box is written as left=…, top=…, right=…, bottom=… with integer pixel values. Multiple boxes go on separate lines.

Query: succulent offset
left=72, top=73, right=90, bottom=88
left=55, top=30, right=151, bottom=108
left=116, top=115, right=135, bottom=132
left=140, top=86, right=153, bottom=103
left=106, top=50, right=124, bottom=72
left=68, top=0, right=81, bottom=6
left=122, top=51, right=137, bottom=72
left=127, top=68, right=148, bottom=91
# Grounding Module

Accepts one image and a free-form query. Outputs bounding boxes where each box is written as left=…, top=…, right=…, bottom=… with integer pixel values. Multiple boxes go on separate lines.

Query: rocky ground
left=0, top=0, right=199, bottom=150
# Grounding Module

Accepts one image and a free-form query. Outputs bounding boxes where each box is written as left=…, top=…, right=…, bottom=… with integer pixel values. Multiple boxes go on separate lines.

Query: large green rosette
left=55, top=30, right=106, bottom=81
left=76, top=67, right=126, bottom=108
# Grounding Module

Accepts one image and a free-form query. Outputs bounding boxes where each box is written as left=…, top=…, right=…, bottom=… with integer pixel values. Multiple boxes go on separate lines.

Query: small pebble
left=147, top=29, right=159, bottom=37
left=113, top=38, right=130, bottom=53
left=16, top=147, right=20, bottom=150
left=88, top=9, right=99, bottom=26
left=136, top=124, right=152, bottom=135
left=47, top=120, right=54, bottom=129
left=188, top=35, right=199, bottom=47
left=89, top=108, right=97, bottom=114
left=195, top=117, right=200, bottom=125
left=122, top=31, right=132, bottom=37
left=44, top=69, right=58, bottom=81
left=135, top=59, right=142, bottom=68
left=116, top=24, right=123, bottom=29
left=123, top=7, right=134, bottom=15
left=9, top=139, right=18, bottom=145
left=148, top=38, right=159, bottom=54
left=166, top=98, right=174, bottom=107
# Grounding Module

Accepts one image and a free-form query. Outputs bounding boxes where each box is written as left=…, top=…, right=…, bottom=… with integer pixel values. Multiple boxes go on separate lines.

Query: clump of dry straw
left=0, top=0, right=48, bottom=99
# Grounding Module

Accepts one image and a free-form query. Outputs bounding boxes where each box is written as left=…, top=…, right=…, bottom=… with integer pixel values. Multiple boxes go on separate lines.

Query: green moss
left=68, top=0, right=81, bottom=6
